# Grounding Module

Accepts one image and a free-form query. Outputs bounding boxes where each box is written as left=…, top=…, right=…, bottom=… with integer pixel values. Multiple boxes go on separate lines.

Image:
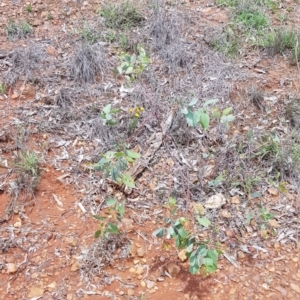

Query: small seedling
left=153, top=215, right=219, bottom=274
left=95, top=149, right=140, bottom=188
left=26, top=5, right=33, bottom=13
left=14, top=150, right=39, bottom=176
left=182, top=98, right=234, bottom=130
left=100, top=104, right=120, bottom=125
left=117, top=45, right=149, bottom=81
left=93, top=198, right=125, bottom=238
left=0, top=83, right=6, bottom=94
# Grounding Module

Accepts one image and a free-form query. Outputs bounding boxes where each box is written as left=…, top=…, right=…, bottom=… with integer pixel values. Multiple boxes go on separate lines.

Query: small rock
left=237, top=251, right=246, bottom=259
left=165, top=263, right=181, bottom=277
left=133, top=259, right=140, bottom=265
left=129, top=267, right=135, bottom=273
left=47, top=282, right=56, bottom=289
left=145, top=280, right=156, bottom=289
left=70, top=261, right=80, bottom=272
left=291, top=283, right=300, bottom=294
left=220, top=210, right=231, bottom=218
left=140, top=280, right=146, bottom=287
left=67, top=294, right=73, bottom=300
left=7, top=263, right=17, bottom=274
left=225, top=229, right=234, bottom=237
left=31, top=272, right=39, bottom=279
left=204, top=194, right=226, bottom=209
left=137, top=247, right=145, bottom=257
left=268, top=187, right=279, bottom=196
left=262, top=283, right=269, bottom=290
left=28, top=287, right=44, bottom=297
left=231, top=195, right=240, bottom=204
left=119, top=218, right=134, bottom=232
left=148, top=288, right=156, bottom=294
left=14, top=221, right=22, bottom=228
left=135, top=266, right=144, bottom=275
left=127, top=289, right=134, bottom=296
left=66, top=236, right=77, bottom=247
left=178, top=249, right=187, bottom=262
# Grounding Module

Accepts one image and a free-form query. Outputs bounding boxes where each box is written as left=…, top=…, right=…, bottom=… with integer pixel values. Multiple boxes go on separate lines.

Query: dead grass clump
left=100, top=1, right=144, bottom=30
left=285, top=99, right=300, bottom=128
left=148, top=7, right=192, bottom=72
left=68, top=43, right=108, bottom=84
left=80, top=234, right=131, bottom=278
left=56, top=88, right=74, bottom=109
left=249, top=88, right=265, bottom=111
left=3, top=44, right=46, bottom=85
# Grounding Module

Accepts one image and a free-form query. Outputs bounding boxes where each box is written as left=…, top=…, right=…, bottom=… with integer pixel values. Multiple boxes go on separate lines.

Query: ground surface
left=1, top=0, right=300, bottom=299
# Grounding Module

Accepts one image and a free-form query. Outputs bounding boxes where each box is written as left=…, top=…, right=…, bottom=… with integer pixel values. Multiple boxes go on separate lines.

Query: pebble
left=7, top=263, right=17, bottom=274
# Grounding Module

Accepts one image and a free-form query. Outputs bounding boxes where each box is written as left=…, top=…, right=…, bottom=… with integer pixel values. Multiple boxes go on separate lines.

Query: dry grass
left=68, top=42, right=109, bottom=84
left=3, top=43, right=46, bottom=85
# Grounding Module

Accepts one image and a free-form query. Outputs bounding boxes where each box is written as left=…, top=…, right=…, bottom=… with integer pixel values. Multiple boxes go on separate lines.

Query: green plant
left=93, top=198, right=125, bottom=238
left=100, top=1, right=144, bottom=30
left=153, top=214, right=219, bottom=274
left=95, top=149, right=140, bottom=188
left=0, top=83, right=6, bottom=94
left=235, top=11, right=268, bottom=30
left=26, top=5, right=33, bottom=13
left=255, top=132, right=280, bottom=160
left=47, top=13, right=53, bottom=21
left=215, top=0, right=237, bottom=6
left=14, top=150, right=39, bottom=176
left=117, top=45, right=149, bottom=81
left=100, top=104, right=120, bottom=125
left=181, top=99, right=234, bottom=130
left=6, top=20, right=32, bottom=40
left=80, top=24, right=99, bottom=44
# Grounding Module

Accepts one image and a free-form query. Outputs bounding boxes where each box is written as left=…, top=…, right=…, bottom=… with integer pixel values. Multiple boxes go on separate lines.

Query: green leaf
left=125, top=66, right=134, bottom=74
left=189, top=265, right=200, bottom=274
left=107, top=223, right=119, bottom=234
left=207, top=249, right=219, bottom=264
left=185, top=111, right=197, bottom=127
left=203, top=99, right=219, bottom=107
left=188, top=98, right=198, bottom=107
left=93, top=215, right=106, bottom=221
left=199, top=112, right=210, bottom=130
left=106, top=113, right=112, bottom=121
left=221, top=115, right=235, bottom=123
left=206, top=264, right=217, bottom=273
left=111, top=108, right=120, bottom=114
left=95, top=230, right=101, bottom=238
left=212, top=111, right=221, bottom=119
left=102, top=104, right=111, bottom=114
left=181, top=107, right=189, bottom=115
left=196, top=217, right=211, bottom=228
left=125, top=150, right=141, bottom=159
left=168, top=196, right=176, bottom=206
left=178, top=228, right=189, bottom=239
left=251, top=191, right=261, bottom=198
left=106, top=198, right=117, bottom=207
left=122, top=173, right=135, bottom=188
left=167, top=226, right=175, bottom=237
left=204, top=257, right=214, bottom=266
left=222, top=107, right=233, bottom=116
left=153, top=228, right=166, bottom=238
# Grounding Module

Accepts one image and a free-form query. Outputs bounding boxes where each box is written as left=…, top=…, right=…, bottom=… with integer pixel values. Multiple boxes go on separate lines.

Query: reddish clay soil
left=1, top=0, right=300, bottom=300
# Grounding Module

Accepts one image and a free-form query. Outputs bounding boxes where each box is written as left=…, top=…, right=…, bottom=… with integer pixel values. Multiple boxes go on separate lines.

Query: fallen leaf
left=268, top=219, right=280, bottom=228
left=178, top=249, right=187, bottom=262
